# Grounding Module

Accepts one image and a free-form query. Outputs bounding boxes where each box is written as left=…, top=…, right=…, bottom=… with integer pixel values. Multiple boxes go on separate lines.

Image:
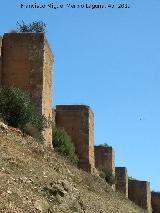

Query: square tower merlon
left=151, top=192, right=160, bottom=213
left=115, top=167, right=128, bottom=197
left=94, top=145, right=115, bottom=176
left=1, top=33, right=53, bottom=147
left=128, top=179, right=152, bottom=212
left=55, top=105, right=95, bottom=174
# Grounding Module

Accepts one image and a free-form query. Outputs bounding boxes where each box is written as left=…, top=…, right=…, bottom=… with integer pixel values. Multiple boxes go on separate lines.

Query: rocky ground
left=0, top=126, right=146, bottom=213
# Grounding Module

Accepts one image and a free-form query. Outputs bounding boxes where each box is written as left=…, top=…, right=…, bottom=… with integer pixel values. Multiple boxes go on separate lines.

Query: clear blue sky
left=0, top=0, right=160, bottom=191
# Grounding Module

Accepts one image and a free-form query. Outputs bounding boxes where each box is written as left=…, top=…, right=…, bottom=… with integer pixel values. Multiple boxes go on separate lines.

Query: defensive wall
left=115, top=167, right=128, bottom=197
left=0, top=31, right=158, bottom=212
left=55, top=105, right=95, bottom=173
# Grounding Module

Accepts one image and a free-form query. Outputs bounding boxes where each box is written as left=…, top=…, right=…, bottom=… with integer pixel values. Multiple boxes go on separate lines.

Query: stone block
left=55, top=105, right=95, bottom=173
left=115, top=167, right=128, bottom=197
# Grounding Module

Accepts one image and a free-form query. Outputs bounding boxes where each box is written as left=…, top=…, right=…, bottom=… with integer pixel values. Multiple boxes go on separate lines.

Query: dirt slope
left=0, top=128, right=145, bottom=213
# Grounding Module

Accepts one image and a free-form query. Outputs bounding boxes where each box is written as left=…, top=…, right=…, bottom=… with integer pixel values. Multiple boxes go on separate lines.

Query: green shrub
left=0, top=87, right=47, bottom=141
left=128, top=176, right=136, bottom=180
left=99, top=143, right=109, bottom=147
left=99, top=167, right=115, bottom=185
left=16, top=20, right=46, bottom=33
left=52, top=127, right=79, bottom=164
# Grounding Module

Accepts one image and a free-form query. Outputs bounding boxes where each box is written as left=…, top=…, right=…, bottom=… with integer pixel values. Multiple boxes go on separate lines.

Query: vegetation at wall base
left=16, top=20, right=46, bottom=33
left=0, top=87, right=47, bottom=141
left=99, top=167, right=115, bottom=186
left=52, top=127, right=79, bottom=164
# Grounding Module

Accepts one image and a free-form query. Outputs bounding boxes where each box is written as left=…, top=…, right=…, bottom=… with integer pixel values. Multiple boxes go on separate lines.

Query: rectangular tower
left=94, top=145, right=115, bottom=175
left=1, top=33, right=53, bottom=147
left=115, top=167, right=128, bottom=197
left=128, top=179, right=152, bottom=212
left=55, top=105, right=95, bottom=173
left=94, top=145, right=115, bottom=188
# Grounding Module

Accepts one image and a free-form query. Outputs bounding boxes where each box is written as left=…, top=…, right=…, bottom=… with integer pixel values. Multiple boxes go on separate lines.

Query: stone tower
left=55, top=105, right=95, bottom=173
left=1, top=33, right=53, bottom=147
left=94, top=145, right=115, bottom=176
left=128, top=180, right=152, bottom=212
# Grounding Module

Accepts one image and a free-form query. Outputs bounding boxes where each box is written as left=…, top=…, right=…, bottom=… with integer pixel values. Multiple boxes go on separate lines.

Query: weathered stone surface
left=151, top=191, right=160, bottom=213
left=55, top=105, right=95, bottom=173
left=115, top=167, right=128, bottom=197
left=1, top=33, right=53, bottom=147
left=128, top=179, right=152, bottom=212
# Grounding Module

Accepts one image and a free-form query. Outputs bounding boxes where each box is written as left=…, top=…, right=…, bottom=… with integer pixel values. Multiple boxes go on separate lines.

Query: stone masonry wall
left=128, top=179, right=152, bottom=212
left=94, top=146, right=115, bottom=175
left=1, top=33, right=53, bottom=147
left=55, top=105, right=95, bottom=173
left=151, top=192, right=160, bottom=213
left=115, top=167, right=128, bottom=197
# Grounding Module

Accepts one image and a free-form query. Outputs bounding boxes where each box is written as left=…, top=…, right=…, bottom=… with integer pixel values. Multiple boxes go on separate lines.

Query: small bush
left=52, top=127, right=79, bottom=164
left=99, top=143, right=109, bottom=147
left=16, top=20, right=46, bottom=33
left=0, top=87, right=47, bottom=141
left=99, top=167, right=115, bottom=185
left=128, top=176, right=136, bottom=180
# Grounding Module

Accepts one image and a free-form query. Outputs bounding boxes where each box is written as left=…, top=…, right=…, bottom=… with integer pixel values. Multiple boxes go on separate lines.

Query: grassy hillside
left=0, top=127, right=145, bottom=213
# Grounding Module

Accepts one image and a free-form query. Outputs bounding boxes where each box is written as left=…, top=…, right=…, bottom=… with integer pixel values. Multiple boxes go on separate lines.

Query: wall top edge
left=129, top=179, right=150, bottom=184
left=94, top=145, right=113, bottom=150
left=56, top=105, right=92, bottom=110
